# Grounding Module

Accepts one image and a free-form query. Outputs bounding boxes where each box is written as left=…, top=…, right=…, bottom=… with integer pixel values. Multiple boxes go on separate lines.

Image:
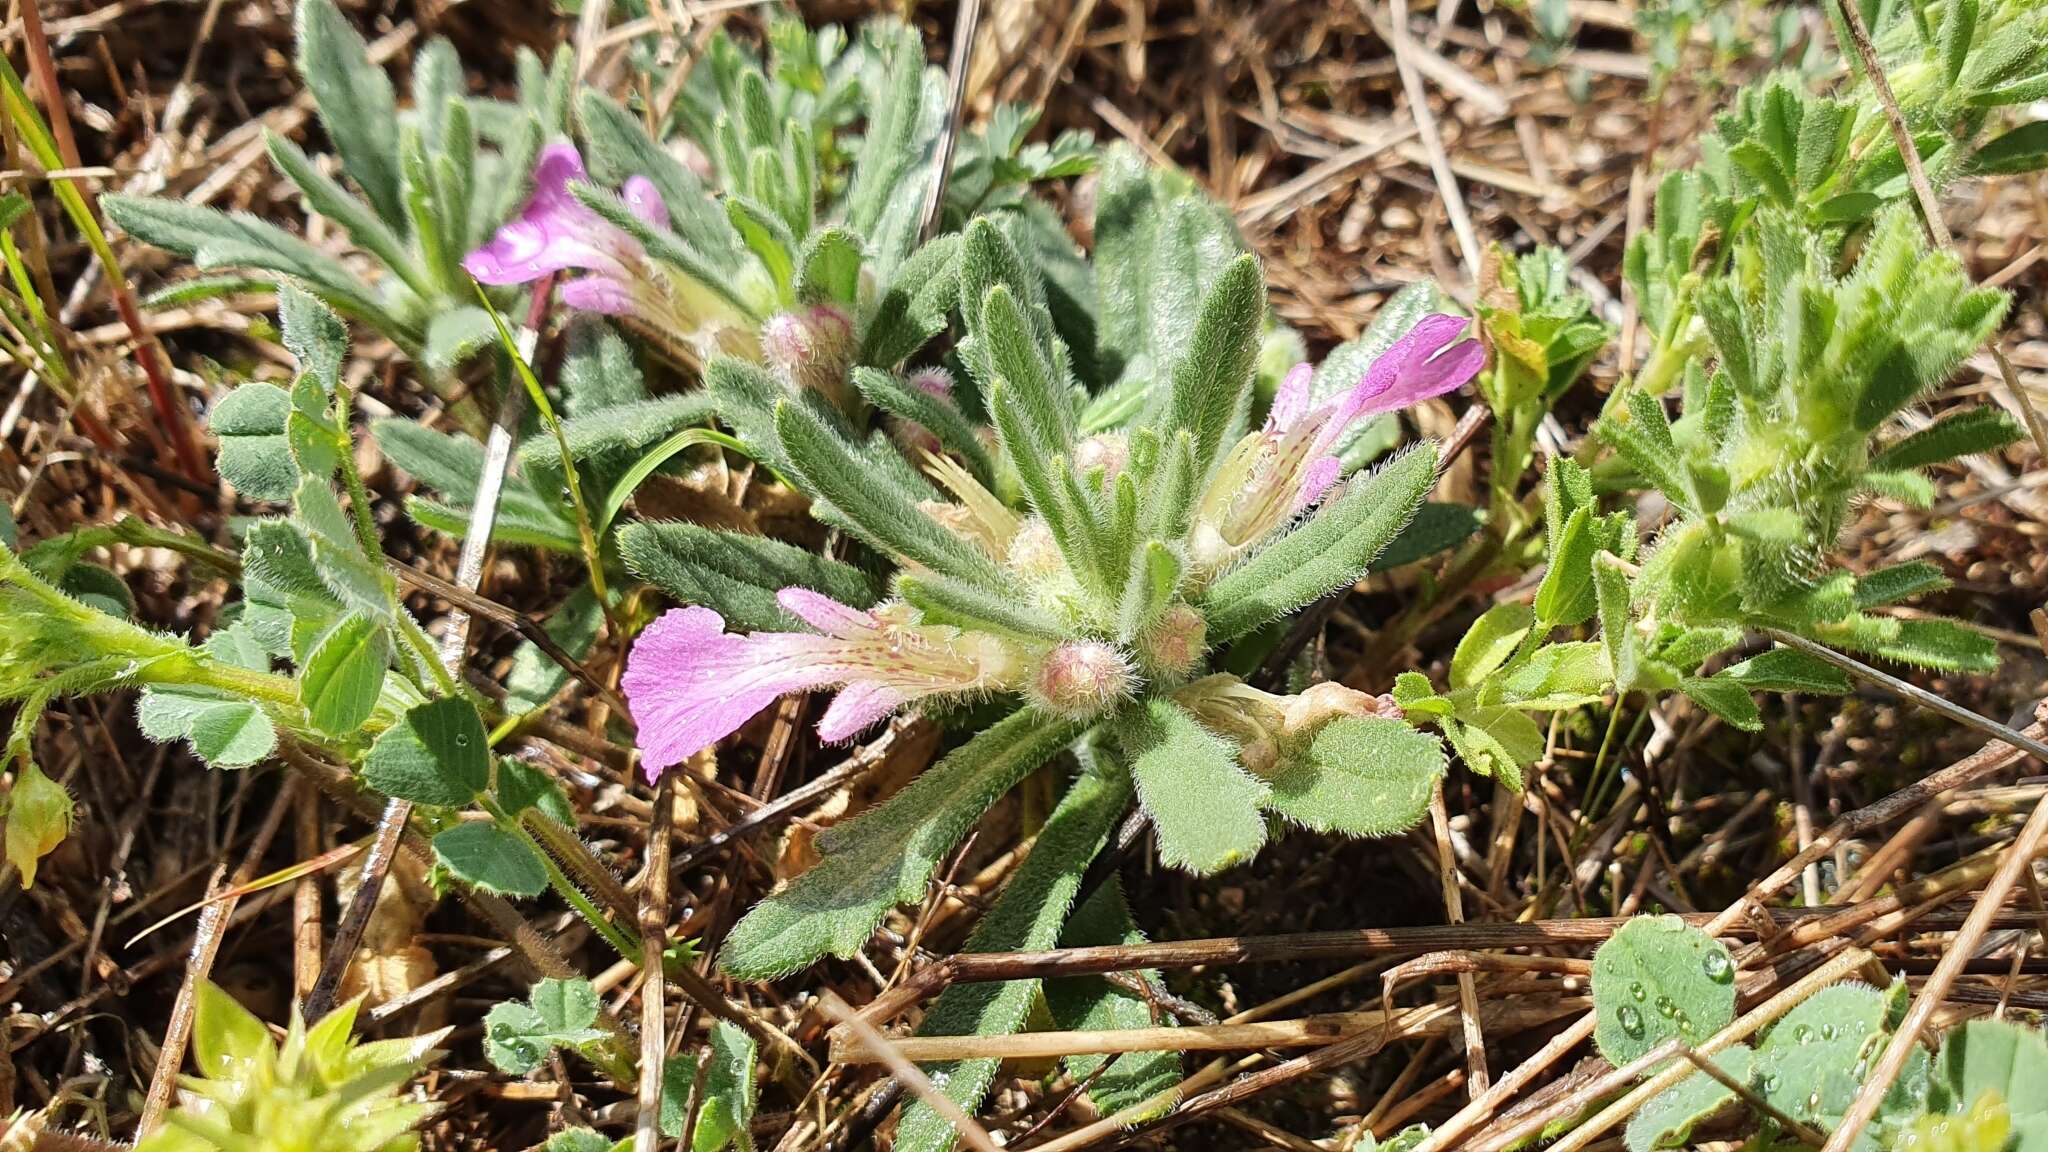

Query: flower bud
left=1072, top=433, right=1130, bottom=483
left=1029, top=641, right=1137, bottom=719
left=1006, top=518, right=1065, bottom=579
left=1137, top=602, right=1208, bottom=680
left=763, top=304, right=856, bottom=408
left=907, top=366, right=955, bottom=399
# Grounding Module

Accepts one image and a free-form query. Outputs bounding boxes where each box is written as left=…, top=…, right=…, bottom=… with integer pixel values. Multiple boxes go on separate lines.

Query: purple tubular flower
left=464, top=142, right=669, bottom=317
left=622, top=591, right=1025, bottom=779
left=1190, top=313, right=1484, bottom=574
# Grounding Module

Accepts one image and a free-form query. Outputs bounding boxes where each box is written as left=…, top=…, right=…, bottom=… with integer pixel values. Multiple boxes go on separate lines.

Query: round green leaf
left=1592, top=915, right=1737, bottom=1067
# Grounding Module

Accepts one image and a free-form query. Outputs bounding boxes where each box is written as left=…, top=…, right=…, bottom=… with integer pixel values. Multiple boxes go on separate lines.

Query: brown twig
left=636, top=766, right=676, bottom=1152
left=135, top=778, right=299, bottom=1140
left=817, top=992, right=1003, bottom=1152
left=1428, top=782, right=1489, bottom=1097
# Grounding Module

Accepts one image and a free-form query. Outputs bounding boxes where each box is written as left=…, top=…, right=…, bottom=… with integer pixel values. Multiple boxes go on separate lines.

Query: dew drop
left=1630, top=982, right=1647, bottom=1002
left=1653, top=995, right=1677, bottom=1018
left=1820, top=1023, right=1837, bottom=1041
left=1805, top=1091, right=1822, bottom=1115
left=1617, top=1005, right=1645, bottom=1037
left=1701, top=950, right=1733, bottom=982
left=1793, top=1023, right=1814, bottom=1044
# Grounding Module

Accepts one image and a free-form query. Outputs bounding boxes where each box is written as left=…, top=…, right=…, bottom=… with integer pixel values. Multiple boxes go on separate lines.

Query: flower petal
left=559, top=276, right=639, bottom=315
left=464, top=141, right=638, bottom=287
left=776, top=588, right=876, bottom=637
left=622, top=175, right=670, bottom=229
left=817, top=682, right=905, bottom=743
left=1294, top=455, right=1344, bottom=510
left=1357, top=336, right=1483, bottom=419
left=622, top=607, right=839, bottom=776
left=527, top=142, right=593, bottom=218
left=1266, top=363, right=1315, bottom=432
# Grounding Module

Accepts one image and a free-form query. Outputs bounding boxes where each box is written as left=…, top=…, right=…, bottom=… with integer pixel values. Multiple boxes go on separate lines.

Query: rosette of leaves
left=622, top=211, right=1466, bottom=1148
left=1601, top=207, right=2015, bottom=687
left=133, top=983, right=444, bottom=1152
left=104, top=0, right=558, bottom=375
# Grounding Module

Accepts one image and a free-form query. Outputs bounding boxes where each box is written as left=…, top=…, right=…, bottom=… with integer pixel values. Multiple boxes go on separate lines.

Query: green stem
left=1581, top=696, right=1631, bottom=823
left=482, top=796, right=640, bottom=960
left=397, top=613, right=464, bottom=700
left=471, top=284, right=624, bottom=642
left=521, top=806, right=637, bottom=927
left=332, top=385, right=384, bottom=561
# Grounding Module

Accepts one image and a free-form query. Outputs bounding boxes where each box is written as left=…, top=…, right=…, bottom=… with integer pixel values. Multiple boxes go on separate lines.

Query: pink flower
left=622, top=590, right=1026, bottom=777
left=1190, top=313, right=1482, bottom=574
left=465, top=142, right=670, bottom=317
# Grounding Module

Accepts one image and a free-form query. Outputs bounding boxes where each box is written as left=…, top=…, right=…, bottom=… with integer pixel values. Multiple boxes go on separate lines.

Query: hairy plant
left=133, top=983, right=444, bottom=1152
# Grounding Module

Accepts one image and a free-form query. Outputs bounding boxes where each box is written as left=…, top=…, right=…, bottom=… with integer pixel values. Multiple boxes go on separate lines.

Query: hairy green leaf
left=1202, top=444, right=1435, bottom=642
left=435, top=821, right=548, bottom=898
left=1264, top=716, right=1444, bottom=838
left=295, top=0, right=404, bottom=227
left=1624, top=1046, right=1754, bottom=1152
left=894, top=756, right=1131, bottom=1152
left=722, top=710, right=1083, bottom=978
left=1164, top=254, right=1264, bottom=471
left=298, top=612, right=390, bottom=736
left=620, top=521, right=877, bottom=634
left=363, top=697, right=491, bottom=806
left=775, top=400, right=1000, bottom=584
left=1043, top=881, right=1183, bottom=1121
left=1119, top=699, right=1267, bottom=874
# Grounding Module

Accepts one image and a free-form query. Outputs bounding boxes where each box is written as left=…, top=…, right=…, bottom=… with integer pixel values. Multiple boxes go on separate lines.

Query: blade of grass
left=472, top=279, right=621, bottom=641
left=0, top=46, right=211, bottom=486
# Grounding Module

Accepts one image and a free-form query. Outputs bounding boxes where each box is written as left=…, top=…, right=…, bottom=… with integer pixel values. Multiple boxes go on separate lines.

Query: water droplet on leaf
left=1617, top=1005, right=1644, bottom=1037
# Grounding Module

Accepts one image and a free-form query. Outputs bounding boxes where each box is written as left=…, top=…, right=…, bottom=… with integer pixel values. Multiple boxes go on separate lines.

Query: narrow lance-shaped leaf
left=721, top=710, right=1085, bottom=979
left=774, top=400, right=1003, bottom=585
left=620, top=522, right=877, bottom=635
left=1042, top=882, right=1184, bottom=1119
left=853, top=367, right=997, bottom=485
left=295, top=0, right=404, bottom=227
left=1164, top=254, right=1264, bottom=473
left=1201, top=443, right=1436, bottom=643
left=892, top=756, right=1133, bottom=1152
